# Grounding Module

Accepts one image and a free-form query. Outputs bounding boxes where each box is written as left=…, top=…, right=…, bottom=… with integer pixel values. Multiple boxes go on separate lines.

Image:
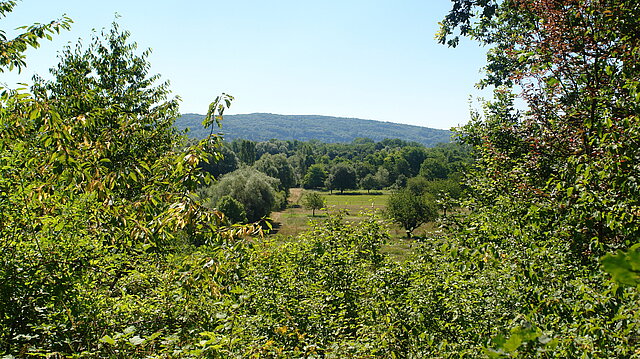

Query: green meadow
left=269, top=188, right=439, bottom=261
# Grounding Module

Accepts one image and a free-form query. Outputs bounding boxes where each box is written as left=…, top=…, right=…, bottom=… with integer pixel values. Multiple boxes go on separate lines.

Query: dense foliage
left=434, top=0, right=640, bottom=355
left=195, top=135, right=468, bottom=224
left=0, top=13, right=257, bottom=356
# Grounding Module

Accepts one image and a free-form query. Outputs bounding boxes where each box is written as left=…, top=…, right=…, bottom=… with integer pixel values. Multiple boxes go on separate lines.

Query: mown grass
left=269, top=188, right=441, bottom=262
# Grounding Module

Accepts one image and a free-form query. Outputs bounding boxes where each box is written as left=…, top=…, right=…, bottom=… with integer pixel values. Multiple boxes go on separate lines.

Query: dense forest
left=2, top=0, right=640, bottom=358
left=176, top=113, right=453, bottom=147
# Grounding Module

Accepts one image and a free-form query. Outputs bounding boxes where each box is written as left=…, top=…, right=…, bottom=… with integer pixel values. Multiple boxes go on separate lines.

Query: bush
left=200, top=167, right=284, bottom=222
left=216, top=195, right=247, bottom=224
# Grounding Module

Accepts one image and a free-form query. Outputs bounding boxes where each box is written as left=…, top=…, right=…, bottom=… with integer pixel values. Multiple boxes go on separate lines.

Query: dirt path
left=271, top=188, right=304, bottom=223
left=288, top=188, right=304, bottom=204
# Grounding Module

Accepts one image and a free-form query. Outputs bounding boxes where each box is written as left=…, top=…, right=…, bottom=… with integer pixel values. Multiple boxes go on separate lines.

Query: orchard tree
left=303, top=192, right=325, bottom=217
left=387, top=189, right=437, bottom=238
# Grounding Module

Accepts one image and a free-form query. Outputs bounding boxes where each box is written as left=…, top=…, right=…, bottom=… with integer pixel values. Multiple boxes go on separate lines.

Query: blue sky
left=2, top=0, right=490, bottom=130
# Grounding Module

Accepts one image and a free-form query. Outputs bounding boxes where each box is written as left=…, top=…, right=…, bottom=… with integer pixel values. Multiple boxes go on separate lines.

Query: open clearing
left=269, top=188, right=440, bottom=261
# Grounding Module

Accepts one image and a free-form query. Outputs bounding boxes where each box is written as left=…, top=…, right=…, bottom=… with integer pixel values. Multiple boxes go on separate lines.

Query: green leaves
left=0, top=3, right=72, bottom=73
left=386, top=188, right=437, bottom=238
left=487, top=324, right=542, bottom=357
left=203, top=93, right=234, bottom=131
left=601, top=244, right=640, bottom=287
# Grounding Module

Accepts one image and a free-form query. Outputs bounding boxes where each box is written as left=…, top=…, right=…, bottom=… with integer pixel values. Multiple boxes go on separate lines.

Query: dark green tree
left=359, top=174, right=379, bottom=194
left=200, top=145, right=239, bottom=179
left=419, top=157, right=448, bottom=180
left=254, top=153, right=296, bottom=191
left=237, top=139, right=257, bottom=165
left=401, top=146, right=427, bottom=177
left=328, top=163, right=357, bottom=194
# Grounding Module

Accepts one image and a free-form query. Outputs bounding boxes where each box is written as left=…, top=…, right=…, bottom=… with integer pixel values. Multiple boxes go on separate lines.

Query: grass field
left=269, top=188, right=440, bottom=261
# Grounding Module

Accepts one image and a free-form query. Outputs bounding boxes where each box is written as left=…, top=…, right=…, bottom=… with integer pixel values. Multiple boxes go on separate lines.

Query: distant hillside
left=176, top=113, right=452, bottom=147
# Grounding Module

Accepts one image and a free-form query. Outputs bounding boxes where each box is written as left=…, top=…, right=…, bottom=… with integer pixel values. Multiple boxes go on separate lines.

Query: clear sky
left=2, top=0, right=490, bottom=130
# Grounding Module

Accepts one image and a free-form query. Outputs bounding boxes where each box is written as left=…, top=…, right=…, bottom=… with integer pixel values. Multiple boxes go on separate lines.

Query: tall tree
left=0, top=11, right=250, bottom=355
left=238, top=139, right=257, bottom=165
left=31, top=22, right=181, bottom=201
left=200, top=144, right=239, bottom=179
left=441, top=0, right=640, bottom=252
left=359, top=174, right=379, bottom=194
left=254, top=153, right=296, bottom=191
left=303, top=164, right=327, bottom=189
left=435, top=0, right=640, bottom=355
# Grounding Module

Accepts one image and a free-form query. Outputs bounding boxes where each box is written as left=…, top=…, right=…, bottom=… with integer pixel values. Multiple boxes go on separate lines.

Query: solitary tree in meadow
left=303, top=192, right=325, bottom=217
left=387, top=189, right=437, bottom=238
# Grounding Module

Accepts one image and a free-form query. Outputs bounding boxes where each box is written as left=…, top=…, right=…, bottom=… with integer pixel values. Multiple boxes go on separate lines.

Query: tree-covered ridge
left=177, top=112, right=453, bottom=147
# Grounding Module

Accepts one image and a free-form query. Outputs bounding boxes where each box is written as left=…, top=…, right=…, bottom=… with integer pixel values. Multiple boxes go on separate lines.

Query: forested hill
left=176, top=113, right=453, bottom=146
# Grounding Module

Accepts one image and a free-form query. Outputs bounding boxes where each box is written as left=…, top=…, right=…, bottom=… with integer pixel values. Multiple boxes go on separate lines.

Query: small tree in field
left=303, top=192, right=325, bottom=217
left=387, top=189, right=437, bottom=238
